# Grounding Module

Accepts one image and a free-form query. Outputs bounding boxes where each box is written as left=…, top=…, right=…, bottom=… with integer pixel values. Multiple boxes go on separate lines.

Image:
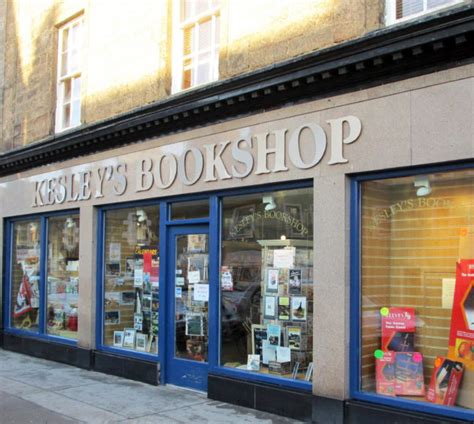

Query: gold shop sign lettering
left=32, top=115, right=362, bottom=207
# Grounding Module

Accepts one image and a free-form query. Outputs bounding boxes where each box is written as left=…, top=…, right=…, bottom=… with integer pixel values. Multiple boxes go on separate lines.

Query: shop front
left=0, top=62, right=473, bottom=423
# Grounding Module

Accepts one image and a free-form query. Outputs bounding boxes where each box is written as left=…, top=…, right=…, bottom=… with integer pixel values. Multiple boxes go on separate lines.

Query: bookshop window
left=360, top=169, right=473, bottom=411
left=47, top=214, right=80, bottom=338
left=102, top=206, right=160, bottom=354
left=221, top=187, right=314, bottom=381
left=10, top=219, right=41, bottom=332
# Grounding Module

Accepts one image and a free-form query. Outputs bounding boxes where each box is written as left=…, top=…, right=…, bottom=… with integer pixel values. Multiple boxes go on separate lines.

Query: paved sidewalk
left=0, top=349, right=302, bottom=423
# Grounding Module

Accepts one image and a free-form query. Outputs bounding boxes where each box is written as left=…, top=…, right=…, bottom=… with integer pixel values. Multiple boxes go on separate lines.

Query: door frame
left=164, top=224, right=211, bottom=390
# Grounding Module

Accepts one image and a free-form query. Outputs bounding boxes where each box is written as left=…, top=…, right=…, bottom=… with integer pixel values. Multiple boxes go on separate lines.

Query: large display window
left=220, top=187, right=314, bottom=382
left=356, top=168, right=473, bottom=419
left=10, top=219, right=41, bottom=332
left=7, top=212, right=80, bottom=341
left=101, top=205, right=160, bottom=355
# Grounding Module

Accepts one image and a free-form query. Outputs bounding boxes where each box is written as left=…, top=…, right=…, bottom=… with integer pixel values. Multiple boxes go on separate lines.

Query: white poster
left=134, top=269, right=144, bottom=287
left=442, top=278, right=456, bottom=309
left=193, top=284, right=209, bottom=302
left=109, top=243, right=121, bottom=262
left=188, top=270, right=201, bottom=284
left=273, top=248, right=295, bottom=269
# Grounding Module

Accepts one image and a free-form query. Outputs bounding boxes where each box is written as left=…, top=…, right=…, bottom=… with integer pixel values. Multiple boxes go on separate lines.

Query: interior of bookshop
left=359, top=168, right=473, bottom=412
left=220, top=187, right=314, bottom=381
left=103, top=206, right=160, bottom=354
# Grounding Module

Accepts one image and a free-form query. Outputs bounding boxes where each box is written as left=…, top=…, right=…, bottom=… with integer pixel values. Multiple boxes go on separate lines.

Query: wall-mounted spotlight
left=263, top=195, right=277, bottom=211
left=414, top=176, right=432, bottom=197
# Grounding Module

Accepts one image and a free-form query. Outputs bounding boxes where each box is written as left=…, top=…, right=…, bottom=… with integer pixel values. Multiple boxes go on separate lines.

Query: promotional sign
left=448, top=259, right=474, bottom=370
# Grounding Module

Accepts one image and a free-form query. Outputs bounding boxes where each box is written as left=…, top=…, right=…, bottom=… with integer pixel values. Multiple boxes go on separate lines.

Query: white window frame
left=55, top=16, right=84, bottom=133
left=172, top=0, right=220, bottom=94
left=385, top=0, right=464, bottom=26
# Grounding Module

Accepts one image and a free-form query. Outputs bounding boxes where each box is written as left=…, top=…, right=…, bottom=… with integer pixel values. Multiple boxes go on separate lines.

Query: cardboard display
left=426, top=357, right=464, bottom=406
left=447, top=259, right=474, bottom=370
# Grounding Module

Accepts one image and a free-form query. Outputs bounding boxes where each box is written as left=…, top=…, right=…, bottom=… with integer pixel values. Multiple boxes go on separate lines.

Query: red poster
left=381, top=307, right=416, bottom=352
left=143, top=251, right=152, bottom=273
left=447, top=259, right=474, bottom=370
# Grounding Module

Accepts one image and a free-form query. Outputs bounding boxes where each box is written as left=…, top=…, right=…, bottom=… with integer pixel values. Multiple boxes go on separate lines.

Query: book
left=375, top=351, right=396, bottom=396
left=264, top=296, right=277, bottom=319
left=287, top=326, right=302, bottom=350
left=268, top=360, right=291, bottom=375
left=426, top=357, right=464, bottom=406
left=266, top=269, right=279, bottom=293
left=267, top=324, right=281, bottom=346
left=247, top=354, right=261, bottom=371
left=291, top=296, right=307, bottom=321
left=288, top=269, right=302, bottom=294
left=251, top=324, right=268, bottom=356
left=278, top=296, right=290, bottom=320
left=381, top=307, right=416, bottom=352
left=394, top=352, right=425, bottom=396
left=262, top=340, right=277, bottom=364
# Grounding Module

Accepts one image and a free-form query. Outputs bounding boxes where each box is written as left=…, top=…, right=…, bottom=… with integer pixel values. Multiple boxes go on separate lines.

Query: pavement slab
left=0, top=350, right=304, bottom=424
left=0, top=393, right=80, bottom=424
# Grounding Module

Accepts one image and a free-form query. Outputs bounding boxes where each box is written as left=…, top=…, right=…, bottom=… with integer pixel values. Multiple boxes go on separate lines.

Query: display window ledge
left=351, top=392, right=474, bottom=422
left=97, top=344, right=159, bottom=362
left=3, top=328, right=78, bottom=347
left=209, top=364, right=312, bottom=392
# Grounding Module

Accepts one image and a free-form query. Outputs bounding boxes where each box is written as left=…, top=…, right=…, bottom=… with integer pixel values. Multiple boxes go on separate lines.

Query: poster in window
left=185, top=313, right=204, bottom=336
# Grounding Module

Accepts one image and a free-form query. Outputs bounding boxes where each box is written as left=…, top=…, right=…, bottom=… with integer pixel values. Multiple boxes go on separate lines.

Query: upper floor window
left=173, top=0, right=220, bottom=93
left=56, top=16, right=84, bottom=132
left=386, top=0, right=463, bottom=25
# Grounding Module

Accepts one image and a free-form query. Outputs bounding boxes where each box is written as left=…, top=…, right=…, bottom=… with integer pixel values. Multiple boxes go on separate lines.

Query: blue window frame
left=96, top=180, right=314, bottom=392
left=3, top=210, right=80, bottom=346
left=350, top=163, right=474, bottom=422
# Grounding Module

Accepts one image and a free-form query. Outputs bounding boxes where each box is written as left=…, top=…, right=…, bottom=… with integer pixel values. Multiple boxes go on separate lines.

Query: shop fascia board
left=0, top=4, right=473, bottom=177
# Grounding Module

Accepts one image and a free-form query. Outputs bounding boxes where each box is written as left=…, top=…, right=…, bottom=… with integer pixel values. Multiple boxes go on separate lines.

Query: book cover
left=291, top=296, right=307, bottom=321
left=266, top=269, right=279, bottom=293
left=426, top=357, right=464, bottom=406
left=394, top=352, right=425, bottom=396
left=264, top=296, right=277, bottom=319
left=287, top=326, right=302, bottom=350
left=288, top=269, right=302, bottom=294
left=447, top=259, right=474, bottom=370
left=267, top=324, right=281, bottom=346
left=381, top=307, right=416, bottom=352
left=278, top=296, right=290, bottom=320
left=376, top=351, right=396, bottom=396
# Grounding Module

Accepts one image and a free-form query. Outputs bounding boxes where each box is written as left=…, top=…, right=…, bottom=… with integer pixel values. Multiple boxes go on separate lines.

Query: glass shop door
left=165, top=226, right=210, bottom=390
